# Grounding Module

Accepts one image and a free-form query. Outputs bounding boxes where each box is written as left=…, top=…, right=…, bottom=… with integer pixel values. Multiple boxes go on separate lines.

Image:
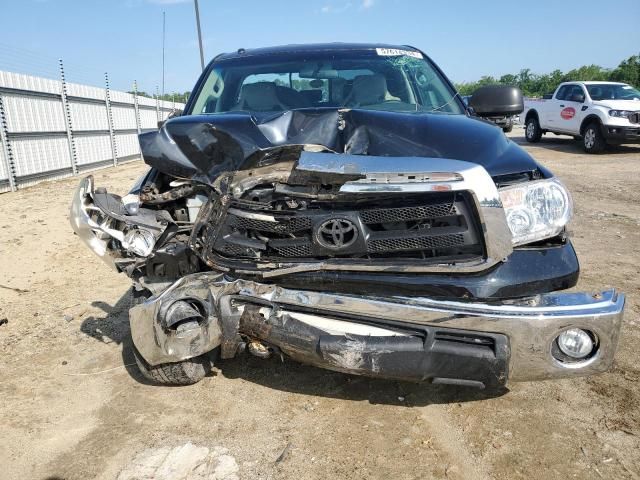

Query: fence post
left=133, top=80, right=141, bottom=135
left=155, top=85, right=160, bottom=124
left=59, top=59, right=78, bottom=175
left=0, top=93, right=17, bottom=191
left=104, top=72, right=118, bottom=167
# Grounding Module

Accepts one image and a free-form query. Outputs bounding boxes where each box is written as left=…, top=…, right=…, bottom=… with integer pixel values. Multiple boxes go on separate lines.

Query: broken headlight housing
left=122, top=228, right=156, bottom=257
left=499, top=178, right=572, bottom=246
left=70, top=176, right=163, bottom=268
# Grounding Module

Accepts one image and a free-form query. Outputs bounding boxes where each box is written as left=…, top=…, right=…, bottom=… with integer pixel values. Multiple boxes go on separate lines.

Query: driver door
left=555, top=84, right=586, bottom=134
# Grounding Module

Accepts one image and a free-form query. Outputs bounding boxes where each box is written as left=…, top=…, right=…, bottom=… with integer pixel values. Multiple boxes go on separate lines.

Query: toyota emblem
left=316, top=218, right=358, bottom=249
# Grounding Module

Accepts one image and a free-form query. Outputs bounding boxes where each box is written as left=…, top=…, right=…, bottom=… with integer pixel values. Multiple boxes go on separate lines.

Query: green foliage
left=128, top=90, right=191, bottom=104
left=455, top=54, right=640, bottom=97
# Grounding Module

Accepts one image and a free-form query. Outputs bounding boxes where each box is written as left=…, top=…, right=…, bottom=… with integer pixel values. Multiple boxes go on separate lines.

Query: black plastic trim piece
left=262, top=240, right=580, bottom=300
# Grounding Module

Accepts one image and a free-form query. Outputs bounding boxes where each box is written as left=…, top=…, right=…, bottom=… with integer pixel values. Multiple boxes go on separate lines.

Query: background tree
left=455, top=53, right=640, bottom=97
left=128, top=90, right=190, bottom=104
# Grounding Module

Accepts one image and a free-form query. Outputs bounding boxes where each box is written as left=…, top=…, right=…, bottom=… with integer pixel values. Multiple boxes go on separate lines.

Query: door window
left=565, top=85, right=585, bottom=102
left=555, top=86, right=569, bottom=100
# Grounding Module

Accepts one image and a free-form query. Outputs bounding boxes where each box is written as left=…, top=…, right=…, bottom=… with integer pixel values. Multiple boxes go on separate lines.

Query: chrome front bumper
left=130, top=273, right=625, bottom=383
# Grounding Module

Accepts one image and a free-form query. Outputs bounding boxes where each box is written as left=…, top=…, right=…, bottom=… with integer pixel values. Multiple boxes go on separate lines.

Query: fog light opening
left=165, top=299, right=206, bottom=333
left=552, top=328, right=598, bottom=363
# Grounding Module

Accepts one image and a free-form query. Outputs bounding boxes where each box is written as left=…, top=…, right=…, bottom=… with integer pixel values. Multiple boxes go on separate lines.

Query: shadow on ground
left=80, top=290, right=152, bottom=385
left=509, top=132, right=640, bottom=156
left=80, top=291, right=508, bottom=406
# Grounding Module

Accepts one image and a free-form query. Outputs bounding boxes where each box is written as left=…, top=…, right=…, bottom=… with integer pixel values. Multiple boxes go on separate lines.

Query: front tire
left=525, top=116, right=542, bottom=142
left=129, top=288, right=213, bottom=386
left=583, top=122, right=606, bottom=154
left=502, top=123, right=513, bottom=133
left=132, top=345, right=213, bottom=386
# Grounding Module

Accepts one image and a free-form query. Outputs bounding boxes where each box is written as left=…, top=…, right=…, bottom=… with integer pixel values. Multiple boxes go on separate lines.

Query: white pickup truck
left=522, top=81, right=640, bottom=153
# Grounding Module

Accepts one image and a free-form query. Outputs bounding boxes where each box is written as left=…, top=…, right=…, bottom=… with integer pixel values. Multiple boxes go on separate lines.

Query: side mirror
left=157, top=109, right=184, bottom=129
left=469, top=85, right=524, bottom=117
left=570, top=93, right=585, bottom=103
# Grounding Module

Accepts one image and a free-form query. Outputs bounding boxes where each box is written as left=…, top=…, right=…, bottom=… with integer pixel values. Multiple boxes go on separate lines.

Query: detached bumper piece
left=130, top=273, right=624, bottom=388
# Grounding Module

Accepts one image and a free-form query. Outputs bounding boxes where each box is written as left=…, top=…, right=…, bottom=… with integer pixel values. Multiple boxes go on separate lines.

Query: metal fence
left=0, top=68, right=185, bottom=193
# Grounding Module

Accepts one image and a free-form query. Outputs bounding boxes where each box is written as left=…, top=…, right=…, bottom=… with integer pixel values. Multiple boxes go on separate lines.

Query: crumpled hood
left=139, top=108, right=544, bottom=184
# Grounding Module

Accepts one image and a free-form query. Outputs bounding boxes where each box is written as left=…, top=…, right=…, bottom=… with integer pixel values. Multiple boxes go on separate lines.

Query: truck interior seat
left=299, top=89, right=323, bottom=105
left=233, top=82, right=288, bottom=112
left=589, top=86, right=603, bottom=99
left=275, top=85, right=311, bottom=109
left=346, top=74, right=399, bottom=107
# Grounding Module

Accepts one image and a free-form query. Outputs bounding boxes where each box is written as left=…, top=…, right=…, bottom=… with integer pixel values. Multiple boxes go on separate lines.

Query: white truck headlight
left=609, top=110, right=633, bottom=118
left=499, top=178, right=572, bottom=246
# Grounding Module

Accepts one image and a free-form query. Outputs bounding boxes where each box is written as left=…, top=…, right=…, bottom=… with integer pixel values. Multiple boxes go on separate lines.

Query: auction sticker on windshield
left=376, top=48, right=423, bottom=59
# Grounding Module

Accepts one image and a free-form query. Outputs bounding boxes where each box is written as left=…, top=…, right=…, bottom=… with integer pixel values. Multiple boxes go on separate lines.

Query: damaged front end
left=70, top=108, right=625, bottom=389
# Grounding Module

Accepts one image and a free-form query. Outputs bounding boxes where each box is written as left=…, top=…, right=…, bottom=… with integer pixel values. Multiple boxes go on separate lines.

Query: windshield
left=189, top=48, right=464, bottom=115
left=586, top=83, right=640, bottom=101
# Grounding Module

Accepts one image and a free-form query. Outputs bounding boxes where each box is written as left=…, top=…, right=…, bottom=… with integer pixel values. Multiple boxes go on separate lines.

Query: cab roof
left=563, top=81, right=628, bottom=86
left=213, top=43, right=421, bottom=62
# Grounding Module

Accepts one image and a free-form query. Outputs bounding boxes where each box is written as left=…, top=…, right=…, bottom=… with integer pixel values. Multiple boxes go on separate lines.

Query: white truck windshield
left=586, top=84, right=640, bottom=101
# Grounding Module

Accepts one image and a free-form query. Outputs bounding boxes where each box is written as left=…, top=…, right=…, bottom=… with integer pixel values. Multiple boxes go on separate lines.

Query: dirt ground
left=1, top=129, right=639, bottom=480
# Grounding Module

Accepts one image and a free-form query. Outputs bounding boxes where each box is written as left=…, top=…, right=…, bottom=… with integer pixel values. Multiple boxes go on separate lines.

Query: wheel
left=129, top=288, right=214, bottom=386
left=132, top=345, right=213, bottom=386
left=502, top=123, right=513, bottom=133
left=582, top=122, right=606, bottom=154
left=525, top=116, right=542, bottom=142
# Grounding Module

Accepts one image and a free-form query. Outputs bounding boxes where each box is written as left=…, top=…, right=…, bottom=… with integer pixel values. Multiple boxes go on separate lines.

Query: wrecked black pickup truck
left=70, top=43, right=625, bottom=390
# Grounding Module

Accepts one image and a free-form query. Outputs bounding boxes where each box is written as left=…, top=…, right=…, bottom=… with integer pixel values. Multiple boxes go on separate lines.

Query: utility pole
left=162, top=10, right=166, bottom=99
left=194, top=0, right=205, bottom=71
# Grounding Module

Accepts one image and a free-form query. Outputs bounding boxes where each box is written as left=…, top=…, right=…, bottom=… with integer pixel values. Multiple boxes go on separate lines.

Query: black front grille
left=271, top=243, right=313, bottom=257
left=231, top=215, right=312, bottom=234
left=210, top=192, right=483, bottom=262
left=367, top=232, right=466, bottom=253
left=360, top=203, right=455, bottom=224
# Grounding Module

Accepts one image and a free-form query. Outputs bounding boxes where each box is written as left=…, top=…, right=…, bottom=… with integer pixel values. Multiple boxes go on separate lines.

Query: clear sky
left=1, top=0, right=639, bottom=94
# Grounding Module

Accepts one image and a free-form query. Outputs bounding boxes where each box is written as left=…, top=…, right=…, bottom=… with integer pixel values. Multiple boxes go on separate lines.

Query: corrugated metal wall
left=0, top=70, right=186, bottom=192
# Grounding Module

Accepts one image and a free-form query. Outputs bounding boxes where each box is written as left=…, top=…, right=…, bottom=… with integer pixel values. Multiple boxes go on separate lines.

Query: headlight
left=609, top=110, right=633, bottom=118
left=499, top=178, right=572, bottom=246
left=123, top=229, right=156, bottom=257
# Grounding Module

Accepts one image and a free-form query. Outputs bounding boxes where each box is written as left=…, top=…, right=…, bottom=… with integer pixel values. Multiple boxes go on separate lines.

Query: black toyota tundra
left=70, top=43, right=625, bottom=390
